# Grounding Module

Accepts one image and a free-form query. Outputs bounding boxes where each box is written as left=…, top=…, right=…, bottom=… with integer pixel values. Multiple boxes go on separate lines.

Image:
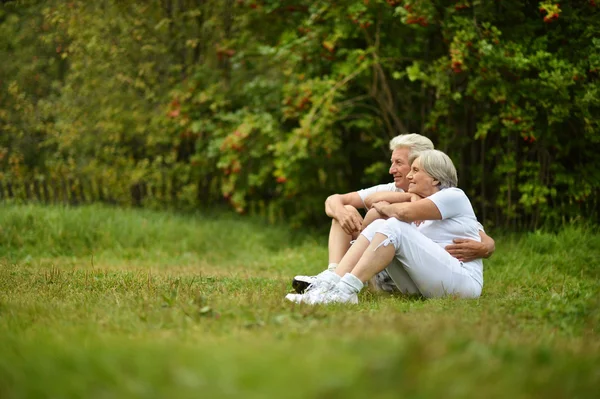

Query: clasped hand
left=336, top=206, right=363, bottom=235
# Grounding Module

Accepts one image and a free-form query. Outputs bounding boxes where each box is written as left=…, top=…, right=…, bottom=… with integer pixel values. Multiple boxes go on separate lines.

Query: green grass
left=0, top=204, right=599, bottom=398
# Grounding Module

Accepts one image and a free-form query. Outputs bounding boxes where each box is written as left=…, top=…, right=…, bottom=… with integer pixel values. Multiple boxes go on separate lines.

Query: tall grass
left=0, top=204, right=323, bottom=275
left=0, top=204, right=598, bottom=398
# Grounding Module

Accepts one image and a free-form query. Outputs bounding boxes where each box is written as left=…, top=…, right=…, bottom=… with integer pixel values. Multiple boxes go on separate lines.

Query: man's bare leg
left=328, top=219, right=354, bottom=266
left=327, top=205, right=362, bottom=266
left=291, top=206, right=362, bottom=293
left=292, top=207, right=360, bottom=293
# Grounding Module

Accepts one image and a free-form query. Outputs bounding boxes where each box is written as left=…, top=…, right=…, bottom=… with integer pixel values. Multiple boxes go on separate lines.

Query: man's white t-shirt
left=357, top=183, right=403, bottom=207
left=417, top=187, right=483, bottom=285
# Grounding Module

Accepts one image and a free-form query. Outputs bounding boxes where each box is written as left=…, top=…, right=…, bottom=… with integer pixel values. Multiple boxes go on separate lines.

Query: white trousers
left=361, top=218, right=482, bottom=298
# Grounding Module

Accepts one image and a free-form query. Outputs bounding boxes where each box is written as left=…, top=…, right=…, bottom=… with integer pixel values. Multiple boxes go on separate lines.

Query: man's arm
left=445, top=231, right=496, bottom=262
left=325, top=192, right=364, bottom=235
left=479, top=231, right=496, bottom=258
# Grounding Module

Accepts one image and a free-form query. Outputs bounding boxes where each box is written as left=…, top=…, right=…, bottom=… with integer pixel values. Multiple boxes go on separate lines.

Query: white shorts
left=361, top=218, right=482, bottom=298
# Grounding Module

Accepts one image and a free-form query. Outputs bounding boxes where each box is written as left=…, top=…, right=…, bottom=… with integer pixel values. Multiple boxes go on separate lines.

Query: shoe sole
left=285, top=293, right=304, bottom=303
left=292, top=278, right=312, bottom=294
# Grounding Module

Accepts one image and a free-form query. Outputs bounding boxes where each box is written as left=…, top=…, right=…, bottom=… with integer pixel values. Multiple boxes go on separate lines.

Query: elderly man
left=292, top=133, right=495, bottom=293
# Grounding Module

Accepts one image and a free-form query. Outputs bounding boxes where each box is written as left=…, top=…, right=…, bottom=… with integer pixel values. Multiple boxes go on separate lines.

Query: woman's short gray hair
left=389, top=133, right=434, bottom=159
left=410, top=149, right=458, bottom=189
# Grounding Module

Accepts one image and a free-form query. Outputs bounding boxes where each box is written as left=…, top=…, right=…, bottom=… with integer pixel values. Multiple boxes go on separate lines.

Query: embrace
left=286, top=134, right=495, bottom=305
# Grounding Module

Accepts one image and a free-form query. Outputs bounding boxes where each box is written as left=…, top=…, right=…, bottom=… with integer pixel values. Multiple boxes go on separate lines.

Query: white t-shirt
left=417, top=188, right=484, bottom=285
left=357, top=183, right=403, bottom=207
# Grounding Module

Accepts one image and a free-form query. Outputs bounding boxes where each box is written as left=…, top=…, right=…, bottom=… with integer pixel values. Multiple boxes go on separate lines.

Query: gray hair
left=389, top=133, right=434, bottom=159
left=410, top=149, right=458, bottom=189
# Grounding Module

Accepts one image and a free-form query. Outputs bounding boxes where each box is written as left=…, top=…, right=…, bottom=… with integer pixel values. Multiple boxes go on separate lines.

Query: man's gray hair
left=410, top=149, right=458, bottom=189
left=389, top=133, right=434, bottom=159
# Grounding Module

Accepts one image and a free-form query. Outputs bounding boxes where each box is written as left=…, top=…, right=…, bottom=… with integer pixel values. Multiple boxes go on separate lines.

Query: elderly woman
left=287, top=149, right=484, bottom=304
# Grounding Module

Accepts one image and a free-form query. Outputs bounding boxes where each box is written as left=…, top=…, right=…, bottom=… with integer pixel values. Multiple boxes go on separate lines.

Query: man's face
left=389, top=147, right=411, bottom=190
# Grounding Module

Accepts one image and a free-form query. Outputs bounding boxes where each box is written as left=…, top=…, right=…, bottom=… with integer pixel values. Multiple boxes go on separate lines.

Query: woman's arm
left=373, top=198, right=442, bottom=223
left=363, top=192, right=413, bottom=209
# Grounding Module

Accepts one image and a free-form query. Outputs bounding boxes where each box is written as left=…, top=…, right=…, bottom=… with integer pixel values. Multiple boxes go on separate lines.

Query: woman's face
left=407, top=157, right=440, bottom=197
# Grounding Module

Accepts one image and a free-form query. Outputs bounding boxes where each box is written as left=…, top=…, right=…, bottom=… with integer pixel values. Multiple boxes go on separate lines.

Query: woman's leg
left=333, top=219, right=387, bottom=277
left=353, top=219, right=481, bottom=298
left=344, top=233, right=397, bottom=282
left=295, top=219, right=480, bottom=304
left=332, top=218, right=419, bottom=294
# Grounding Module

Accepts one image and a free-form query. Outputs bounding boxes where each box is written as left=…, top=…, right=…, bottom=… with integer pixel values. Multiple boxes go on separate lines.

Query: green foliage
left=1, top=0, right=599, bottom=228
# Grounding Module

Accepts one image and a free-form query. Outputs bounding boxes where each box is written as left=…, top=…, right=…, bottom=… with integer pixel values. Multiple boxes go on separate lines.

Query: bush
left=1, top=0, right=598, bottom=229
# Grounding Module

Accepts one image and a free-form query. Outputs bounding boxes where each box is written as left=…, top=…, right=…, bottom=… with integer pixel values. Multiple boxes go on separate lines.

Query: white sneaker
left=286, top=278, right=335, bottom=304
left=286, top=283, right=358, bottom=305
left=284, top=293, right=304, bottom=302
left=307, top=285, right=358, bottom=305
left=285, top=292, right=311, bottom=303
left=291, top=275, right=317, bottom=294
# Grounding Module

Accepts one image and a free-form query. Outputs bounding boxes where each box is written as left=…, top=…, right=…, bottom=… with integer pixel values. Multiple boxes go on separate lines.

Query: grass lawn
left=0, top=204, right=599, bottom=398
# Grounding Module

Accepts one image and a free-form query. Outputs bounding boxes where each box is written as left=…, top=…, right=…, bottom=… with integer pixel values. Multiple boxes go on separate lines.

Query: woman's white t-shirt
left=417, top=188, right=484, bottom=285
